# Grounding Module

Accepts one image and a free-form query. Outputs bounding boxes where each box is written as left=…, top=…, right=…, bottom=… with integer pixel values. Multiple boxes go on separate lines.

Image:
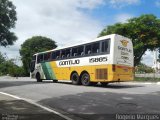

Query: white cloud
left=155, top=0, right=160, bottom=7
left=141, top=50, right=154, bottom=67
left=76, top=0, right=105, bottom=10
left=109, top=0, right=140, bottom=8
left=115, top=13, right=133, bottom=23
left=0, top=0, right=104, bottom=63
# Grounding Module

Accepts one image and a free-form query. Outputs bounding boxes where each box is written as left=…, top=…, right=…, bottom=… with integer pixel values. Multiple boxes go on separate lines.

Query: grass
left=134, top=77, right=160, bottom=82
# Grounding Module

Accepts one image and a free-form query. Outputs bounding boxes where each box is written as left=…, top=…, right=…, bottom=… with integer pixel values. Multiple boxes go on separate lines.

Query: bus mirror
left=30, top=61, right=35, bottom=72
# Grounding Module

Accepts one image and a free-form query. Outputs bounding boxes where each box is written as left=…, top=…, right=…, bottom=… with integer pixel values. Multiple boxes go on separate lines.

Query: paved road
left=0, top=76, right=160, bottom=120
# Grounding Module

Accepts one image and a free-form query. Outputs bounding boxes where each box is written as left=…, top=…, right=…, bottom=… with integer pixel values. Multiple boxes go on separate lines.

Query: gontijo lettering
left=59, top=59, right=80, bottom=66
left=118, top=46, right=132, bottom=53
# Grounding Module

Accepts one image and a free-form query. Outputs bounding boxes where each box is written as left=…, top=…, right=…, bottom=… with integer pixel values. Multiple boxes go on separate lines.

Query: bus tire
left=81, top=73, right=91, bottom=86
left=71, top=72, right=81, bottom=85
left=36, top=73, right=42, bottom=82
left=101, top=82, right=108, bottom=86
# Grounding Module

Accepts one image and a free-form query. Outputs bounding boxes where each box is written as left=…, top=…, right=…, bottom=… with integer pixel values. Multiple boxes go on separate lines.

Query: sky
left=0, top=0, right=160, bottom=66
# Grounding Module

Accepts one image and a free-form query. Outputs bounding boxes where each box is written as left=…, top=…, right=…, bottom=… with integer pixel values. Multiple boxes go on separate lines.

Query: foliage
left=134, top=77, right=160, bottom=82
left=0, top=52, right=5, bottom=63
left=98, top=14, right=160, bottom=66
left=19, top=36, right=57, bottom=76
left=0, top=54, right=25, bottom=77
left=135, top=63, right=155, bottom=73
left=0, top=0, right=17, bottom=46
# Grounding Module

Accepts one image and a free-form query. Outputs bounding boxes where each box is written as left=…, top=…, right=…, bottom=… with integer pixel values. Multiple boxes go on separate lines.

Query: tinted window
left=44, top=52, right=51, bottom=61
left=102, top=40, right=110, bottom=53
left=61, top=49, right=66, bottom=59
left=37, top=54, right=44, bottom=63
left=55, top=51, right=60, bottom=59
left=72, top=47, right=78, bottom=57
left=77, top=46, right=84, bottom=56
left=92, top=42, right=100, bottom=54
left=66, top=48, right=71, bottom=58
left=51, top=52, right=56, bottom=60
left=85, top=44, right=92, bottom=55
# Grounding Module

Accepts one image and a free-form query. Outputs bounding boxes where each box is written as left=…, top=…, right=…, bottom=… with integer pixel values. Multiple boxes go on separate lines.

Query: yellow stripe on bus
left=49, top=61, right=133, bottom=82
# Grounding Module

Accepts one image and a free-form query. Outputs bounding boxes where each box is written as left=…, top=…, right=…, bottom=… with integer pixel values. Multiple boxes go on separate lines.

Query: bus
left=30, top=34, right=134, bottom=86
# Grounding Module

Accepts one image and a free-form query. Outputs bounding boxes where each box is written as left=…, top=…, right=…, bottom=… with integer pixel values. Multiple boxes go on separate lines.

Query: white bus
left=30, top=34, right=134, bottom=86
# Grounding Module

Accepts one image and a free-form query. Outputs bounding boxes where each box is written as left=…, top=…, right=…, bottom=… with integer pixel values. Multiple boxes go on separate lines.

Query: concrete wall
left=135, top=74, right=160, bottom=78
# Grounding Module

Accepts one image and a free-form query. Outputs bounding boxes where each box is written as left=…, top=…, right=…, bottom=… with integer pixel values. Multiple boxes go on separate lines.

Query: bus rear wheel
left=36, top=73, right=42, bottom=82
left=71, top=72, right=81, bottom=85
left=81, top=73, right=91, bottom=86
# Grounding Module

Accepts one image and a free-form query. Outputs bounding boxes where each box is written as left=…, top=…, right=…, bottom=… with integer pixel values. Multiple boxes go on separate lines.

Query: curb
left=157, top=82, right=160, bottom=85
left=143, top=82, right=160, bottom=85
left=125, top=82, right=160, bottom=85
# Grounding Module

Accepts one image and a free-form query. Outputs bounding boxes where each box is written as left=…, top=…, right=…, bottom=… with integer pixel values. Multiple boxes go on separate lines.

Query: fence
left=135, top=73, right=160, bottom=78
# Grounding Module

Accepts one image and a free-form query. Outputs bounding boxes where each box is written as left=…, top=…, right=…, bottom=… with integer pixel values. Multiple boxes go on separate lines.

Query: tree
left=135, top=63, right=155, bottom=73
left=0, top=52, right=5, bottom=63
left=0, top=0, right=17, bottom=46
left=19, top=36, right=57, bottom=76
left=0, top=52, right=25, bottom=77
left=98, top=14, right=160, bottom=66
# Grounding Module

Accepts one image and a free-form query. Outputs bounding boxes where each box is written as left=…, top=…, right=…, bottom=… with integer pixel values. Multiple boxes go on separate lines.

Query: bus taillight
left=112, top=65, right=116, bottom=72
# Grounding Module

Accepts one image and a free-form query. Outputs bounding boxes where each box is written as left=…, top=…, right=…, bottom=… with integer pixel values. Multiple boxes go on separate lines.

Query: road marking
left=122, top=97, right=133, bottom=100
left=0, top=92, right=22, bottom=100
left=0, top=92, right=73, bottom=120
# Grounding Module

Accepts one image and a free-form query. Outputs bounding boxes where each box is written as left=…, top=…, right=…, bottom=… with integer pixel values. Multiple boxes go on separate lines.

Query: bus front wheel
left=36, top=73, right=42, bottom=82
left=81, top=73, right=91, bottom=86
left=71, top=72, right=81, bottom=85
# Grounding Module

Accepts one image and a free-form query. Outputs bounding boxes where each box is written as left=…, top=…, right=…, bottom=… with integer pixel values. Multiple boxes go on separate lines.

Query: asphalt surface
left=0, top=92, right=65, bottom=120
left=0, top=76, right=160, bottom=120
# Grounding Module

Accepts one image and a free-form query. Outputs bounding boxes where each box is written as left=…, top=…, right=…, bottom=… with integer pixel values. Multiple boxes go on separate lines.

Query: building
left=152, top=49, right=160, bottom=72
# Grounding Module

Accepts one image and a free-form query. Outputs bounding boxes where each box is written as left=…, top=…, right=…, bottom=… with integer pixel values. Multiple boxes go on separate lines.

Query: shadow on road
left=57, top=81, right=144, bottom=89
left=0, top=80, right=54, bottom=89
left=0, top=79, right=143, bottom=89
left=38, top=91, right=160, bottom=120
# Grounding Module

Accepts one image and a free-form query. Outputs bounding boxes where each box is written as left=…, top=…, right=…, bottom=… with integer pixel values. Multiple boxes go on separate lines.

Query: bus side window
left=77, top=46, right=84, bottom=56
left=102, top=40, right=110, bottom=53
left=66, top=48, right=71, bottom=58
left=40, top=54, right=44, bottom=62
left=52, top=52, right=56, bottom=60
left=92, top=42, right=100, bottom=54
left=72, top=47, right=78, bottom=57
left=61, top=49, right=66, bottom=59
left=85, top=44, right=92, bottom=55
left=55, top=51, right=60, bottom=59
left=44, top=52, right=51, bottom=61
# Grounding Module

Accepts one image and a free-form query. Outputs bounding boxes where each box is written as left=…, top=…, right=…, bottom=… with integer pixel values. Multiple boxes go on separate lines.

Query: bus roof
left=33, top=34, right=127, bottom=55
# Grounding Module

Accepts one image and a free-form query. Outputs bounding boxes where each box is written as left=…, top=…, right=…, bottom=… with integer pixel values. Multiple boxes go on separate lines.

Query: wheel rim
left=82, top=74, right=89, bottom=85
left=72, top=74, right=78, bottom=82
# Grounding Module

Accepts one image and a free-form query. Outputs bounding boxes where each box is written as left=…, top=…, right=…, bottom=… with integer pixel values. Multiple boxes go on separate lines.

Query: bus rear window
left=92, top=42, right=100, bottom=54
